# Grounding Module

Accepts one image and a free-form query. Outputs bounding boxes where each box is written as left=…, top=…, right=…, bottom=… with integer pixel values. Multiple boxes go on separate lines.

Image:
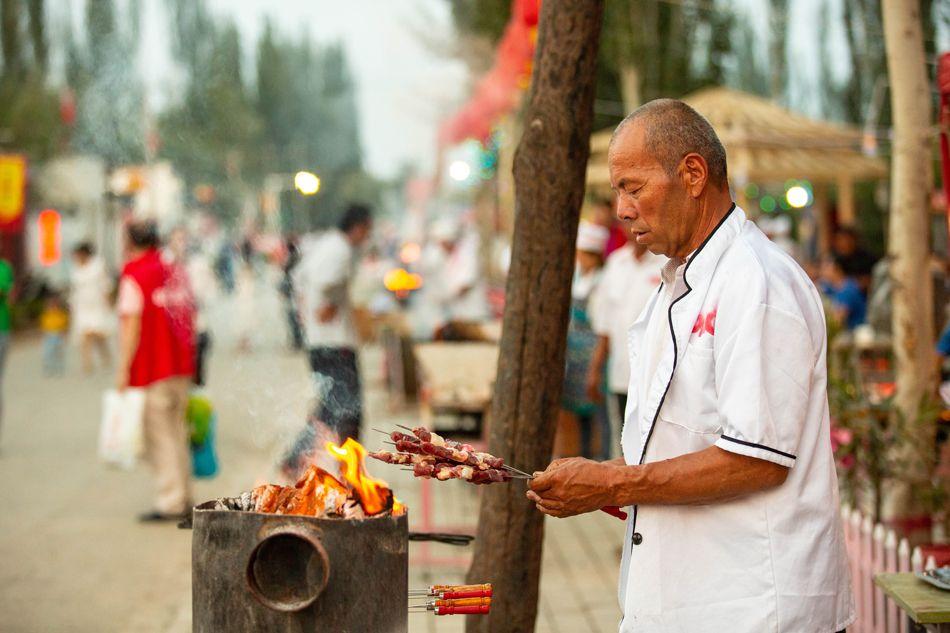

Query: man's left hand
left=527, top=457, right=619, bottom=518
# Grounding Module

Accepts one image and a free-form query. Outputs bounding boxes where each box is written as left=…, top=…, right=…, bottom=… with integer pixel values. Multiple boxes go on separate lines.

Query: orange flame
left=325, top=438, right=394, bottom=515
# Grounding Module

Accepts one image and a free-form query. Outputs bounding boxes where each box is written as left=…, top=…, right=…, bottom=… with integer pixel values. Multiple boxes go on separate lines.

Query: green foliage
left=447, top=0, right=511, bottom=44
left=0, top=0, right=62, bottom=160
left=828, top=338, right=947, bottom=525
left=0, top=73, right=62, bottom=159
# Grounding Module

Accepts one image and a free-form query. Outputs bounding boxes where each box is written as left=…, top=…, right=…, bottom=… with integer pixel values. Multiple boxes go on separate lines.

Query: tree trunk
left=464, top=2, right=604, bottom=632
left=881, top=0, right=936, bottom=499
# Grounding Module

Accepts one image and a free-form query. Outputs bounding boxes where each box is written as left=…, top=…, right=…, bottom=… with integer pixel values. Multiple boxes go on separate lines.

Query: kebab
left=374, top=427, right=628, bottom=521
left=375, top=427, right=530, bottom=476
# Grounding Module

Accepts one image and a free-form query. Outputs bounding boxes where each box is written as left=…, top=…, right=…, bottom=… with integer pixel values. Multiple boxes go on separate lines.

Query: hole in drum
left=247, top=533, right=328, bottom=611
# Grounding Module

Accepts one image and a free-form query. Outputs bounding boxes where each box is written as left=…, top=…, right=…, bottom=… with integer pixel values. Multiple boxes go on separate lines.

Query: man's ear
left=680, top=153, right=709, bottom=198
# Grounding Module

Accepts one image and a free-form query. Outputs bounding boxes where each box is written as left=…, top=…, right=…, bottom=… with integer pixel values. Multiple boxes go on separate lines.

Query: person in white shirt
left=70, top=243, right=113, bottom=373
left=281, top=204, right=373, bottom=478
left=528, top=99, right=853, bottom=633
left=587, top=240, right=664, bottom=457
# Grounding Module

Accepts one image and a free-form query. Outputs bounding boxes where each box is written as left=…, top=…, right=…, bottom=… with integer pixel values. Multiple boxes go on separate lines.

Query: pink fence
left=842, top=505, right=938, bottom=633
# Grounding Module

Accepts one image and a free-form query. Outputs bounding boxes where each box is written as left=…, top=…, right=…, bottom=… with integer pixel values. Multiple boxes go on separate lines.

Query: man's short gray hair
left=611, top=98, right=728, bottom=188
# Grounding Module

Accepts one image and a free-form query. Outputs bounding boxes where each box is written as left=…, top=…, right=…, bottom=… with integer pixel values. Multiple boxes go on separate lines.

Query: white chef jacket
left=618, top=206, right=853, bottom=633
left=590, top=245, right=665, bottom=393
left=293, top=230, right=358, bottom=349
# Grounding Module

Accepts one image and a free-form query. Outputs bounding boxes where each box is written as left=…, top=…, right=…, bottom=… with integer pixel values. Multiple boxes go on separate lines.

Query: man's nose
left=616, top=200, right=638, bottom=222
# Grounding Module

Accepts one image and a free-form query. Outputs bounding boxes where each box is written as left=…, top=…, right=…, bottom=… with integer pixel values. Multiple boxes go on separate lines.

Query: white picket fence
left=842, top=505, right=939, bottom=633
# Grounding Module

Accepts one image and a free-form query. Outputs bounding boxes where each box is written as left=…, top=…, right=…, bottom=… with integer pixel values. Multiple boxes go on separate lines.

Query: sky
left=108, top=0, right=470, bottom=179
left=57, top=0, right=948, bottom=179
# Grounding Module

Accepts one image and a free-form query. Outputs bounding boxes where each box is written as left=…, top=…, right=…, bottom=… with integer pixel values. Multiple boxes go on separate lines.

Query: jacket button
left=632, top=532, right=643, bottom=545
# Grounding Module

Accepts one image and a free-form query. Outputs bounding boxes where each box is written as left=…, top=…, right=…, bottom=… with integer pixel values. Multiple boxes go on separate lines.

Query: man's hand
left=526, top=457, right=619, bottom=518
left=115, top=372, right=128, bottom=392
left=316, top=304, right=338, bottom=323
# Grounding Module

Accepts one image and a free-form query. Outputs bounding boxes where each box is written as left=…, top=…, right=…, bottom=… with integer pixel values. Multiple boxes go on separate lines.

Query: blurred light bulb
left=295, top=171, right=321, bottom=195
left=785, top=185, right=809, bottom=209
left=448, top=160, right=471, bottom=182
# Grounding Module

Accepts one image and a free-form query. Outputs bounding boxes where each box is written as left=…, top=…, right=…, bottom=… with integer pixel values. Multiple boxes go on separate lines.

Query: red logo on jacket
left=691, top=307, right=717, bottom=337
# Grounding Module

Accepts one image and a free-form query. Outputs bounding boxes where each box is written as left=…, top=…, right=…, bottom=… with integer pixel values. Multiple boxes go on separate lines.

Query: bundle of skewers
left=408, top=583, right=492, bottom=616
left=371, top=424, right=630, bottom=521
left=370, top=425, right=533, bottom=483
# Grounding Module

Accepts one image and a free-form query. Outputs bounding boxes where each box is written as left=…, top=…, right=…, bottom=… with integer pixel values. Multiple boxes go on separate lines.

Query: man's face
left=350, top=222, right=372, bottom=247
left=608, top=123, right=693, bottom=258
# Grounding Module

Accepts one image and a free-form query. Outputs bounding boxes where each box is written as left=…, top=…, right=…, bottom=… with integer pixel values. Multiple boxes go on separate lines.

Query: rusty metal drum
left=192, top=501, right=408, bottom=632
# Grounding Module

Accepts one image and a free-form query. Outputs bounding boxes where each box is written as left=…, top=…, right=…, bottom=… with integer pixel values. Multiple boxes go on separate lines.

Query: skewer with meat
left=369, top=450, right=435, bottom=466
left=412, top=461, right=511, bottom=483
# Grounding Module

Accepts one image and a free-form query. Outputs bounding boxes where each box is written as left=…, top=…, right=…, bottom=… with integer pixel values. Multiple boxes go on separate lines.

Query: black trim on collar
left=626, top=201, right=739, bottom=545
left=719, top=435, right=797, bottom=460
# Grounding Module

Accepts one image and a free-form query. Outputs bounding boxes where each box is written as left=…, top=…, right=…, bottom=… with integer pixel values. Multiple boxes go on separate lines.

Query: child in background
left=40, top=293, right=69, bottom=376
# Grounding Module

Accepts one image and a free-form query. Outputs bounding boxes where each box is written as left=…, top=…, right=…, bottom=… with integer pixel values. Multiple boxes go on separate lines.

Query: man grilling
left=527, top=100, right=854, bottom=633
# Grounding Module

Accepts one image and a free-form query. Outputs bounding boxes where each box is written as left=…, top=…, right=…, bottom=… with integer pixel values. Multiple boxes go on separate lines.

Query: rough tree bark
left=881, top=0, right=936, bottom=495
left=464, top=2, right=604, bottom=632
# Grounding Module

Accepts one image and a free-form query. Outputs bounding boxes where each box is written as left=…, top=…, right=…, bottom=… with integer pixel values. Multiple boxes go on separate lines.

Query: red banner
left=438, top=0, right=541, bottom=146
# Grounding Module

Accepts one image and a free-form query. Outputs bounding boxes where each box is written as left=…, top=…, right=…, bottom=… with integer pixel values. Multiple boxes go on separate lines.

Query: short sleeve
left=713, top=303, right=816, bottom=468
left=117, top=277, right=144, bottom=316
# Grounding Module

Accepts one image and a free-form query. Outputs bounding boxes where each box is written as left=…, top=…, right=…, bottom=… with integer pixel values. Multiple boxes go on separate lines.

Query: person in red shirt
left=116, top=221, right=196, bottom=522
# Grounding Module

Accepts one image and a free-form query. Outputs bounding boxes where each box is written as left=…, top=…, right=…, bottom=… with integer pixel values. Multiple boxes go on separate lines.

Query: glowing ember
left=326, top=438, right=395, bottom=515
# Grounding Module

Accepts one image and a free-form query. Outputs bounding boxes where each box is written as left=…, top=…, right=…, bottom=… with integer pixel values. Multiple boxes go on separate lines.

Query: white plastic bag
left=98, top=388, right=146, bottom=469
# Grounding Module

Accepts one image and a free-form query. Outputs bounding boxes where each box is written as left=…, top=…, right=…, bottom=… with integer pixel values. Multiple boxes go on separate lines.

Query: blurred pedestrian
left=831, top=226, right=877, bottom=295
left=116, top=221, right=196, bottom=522
left=40, top=292, right=69, bottom=376
left=0, top=255, right=12, bottom=437
left=69, top=242, right=112, bottom=373
left=587, top=239, right=664, bottom=456
left=233, top=239, right=257, bottom=352
left=280, top=234, right=304, bottom=351
left=820, top=254, right=867, bottom=331
left=282, top=204, right=372, bottom=477
left=561, top=221, right=609, bottom=460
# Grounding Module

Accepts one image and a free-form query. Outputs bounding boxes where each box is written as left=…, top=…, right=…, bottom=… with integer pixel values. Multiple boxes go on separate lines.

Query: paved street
left=0, top=299, right=623, bottom=632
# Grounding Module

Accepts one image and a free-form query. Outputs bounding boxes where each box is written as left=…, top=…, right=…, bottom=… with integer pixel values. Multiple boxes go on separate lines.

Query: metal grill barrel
left=192, top=501, right=408, bottom=632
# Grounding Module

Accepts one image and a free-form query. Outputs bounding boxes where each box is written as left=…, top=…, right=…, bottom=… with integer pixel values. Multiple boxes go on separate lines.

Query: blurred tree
left=768, top=0, right=788, bottom=101
left=71, top=0, right=145, bottom=165
left=160, top=0, right=262, bottom=222
left=1, top=0, right=24, bottom=79
left=255, top=23, right=371, bottom=228
left=448, top=0, right=511, bottom=44
left=26, top=0, right=44, bottom=75
left=0, top=0, right=61, bottom=160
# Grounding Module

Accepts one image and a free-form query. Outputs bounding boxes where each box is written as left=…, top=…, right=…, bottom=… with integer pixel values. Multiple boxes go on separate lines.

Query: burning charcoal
left=239, top=491, right=254, bottom=511
left=341, top=498, right=367, bottom=520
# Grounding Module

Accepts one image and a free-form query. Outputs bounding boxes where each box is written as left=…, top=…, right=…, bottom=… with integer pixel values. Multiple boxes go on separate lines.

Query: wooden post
left=881, top=0, right=936, bottom=500
left=837, top=175, right=856, bottom=226
left=463, top=2, right=605, bottom=632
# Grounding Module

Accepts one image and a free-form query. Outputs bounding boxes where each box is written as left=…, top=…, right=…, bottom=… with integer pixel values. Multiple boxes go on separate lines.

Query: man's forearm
left=590, top=335, right=609, bottom=372
left=609, top=446, right=788, bottom=507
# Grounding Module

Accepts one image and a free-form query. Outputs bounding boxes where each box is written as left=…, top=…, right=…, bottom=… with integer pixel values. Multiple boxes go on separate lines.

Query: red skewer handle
left=435, top=605, right=491, bottom=615
left=600, top=505, right=628, bottom=520
left=437, top=589, right=492, bottom=599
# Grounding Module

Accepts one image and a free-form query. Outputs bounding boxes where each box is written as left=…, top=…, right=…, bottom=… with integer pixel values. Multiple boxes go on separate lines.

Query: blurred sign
left=0, top=154, right=27, bottom=233
left=37, top=209, right=61, bottom=266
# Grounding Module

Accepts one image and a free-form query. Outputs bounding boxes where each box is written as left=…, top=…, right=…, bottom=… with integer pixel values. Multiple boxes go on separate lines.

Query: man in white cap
left=561, top=221, right=611, bottom=458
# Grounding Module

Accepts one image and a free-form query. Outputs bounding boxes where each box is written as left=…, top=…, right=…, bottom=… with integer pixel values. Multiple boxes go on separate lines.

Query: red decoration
left=438, top=0, right=541, bottom=146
